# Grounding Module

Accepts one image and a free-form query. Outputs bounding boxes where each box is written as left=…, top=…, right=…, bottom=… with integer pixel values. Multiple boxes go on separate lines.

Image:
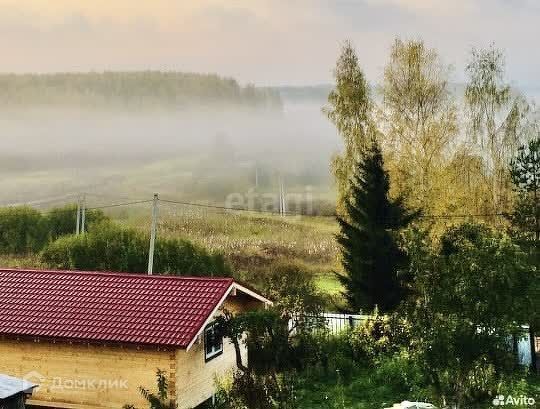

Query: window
left=204, top=322, right=223, bottom=362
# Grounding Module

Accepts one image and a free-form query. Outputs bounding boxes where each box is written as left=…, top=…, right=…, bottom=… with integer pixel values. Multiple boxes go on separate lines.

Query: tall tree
left=324, top=40, right=376, bottom=214
left=381, top=38, right=458, bottom=211
left=337, top=141, right=417, bottom=312
left=465, top=45, right=530, bottom=211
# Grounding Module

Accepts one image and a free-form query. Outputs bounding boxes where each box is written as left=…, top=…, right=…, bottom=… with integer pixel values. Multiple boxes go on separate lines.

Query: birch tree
left=324, top=40, right=376, bottom=214
left=381, top=39, right=458, bottom=210
left=465, top=45, right=530, bottom=211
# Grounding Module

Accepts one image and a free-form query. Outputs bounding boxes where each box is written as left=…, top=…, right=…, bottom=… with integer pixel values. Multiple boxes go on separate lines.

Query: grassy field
left=0, top=203, right=344, bottom=297
left=115, top=205, right=344, bottom=295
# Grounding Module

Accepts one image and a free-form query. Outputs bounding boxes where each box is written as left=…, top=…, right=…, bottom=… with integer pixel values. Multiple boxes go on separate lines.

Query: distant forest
left=0, top=71, right=283, bottom=110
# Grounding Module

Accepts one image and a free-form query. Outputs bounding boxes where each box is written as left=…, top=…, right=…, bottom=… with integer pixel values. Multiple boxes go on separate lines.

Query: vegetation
left=0, top=36, right=539, bottom=409
left=381, top=39, right=458, bottom=214
left=509, top=137, right=540, bottom=254
left=41, top=221, right=230, bottom=276
left=0, top=205, right=107, bottom=255
left=154, top=209, right=341, bottom=296
left=336, top=141, right=417, bottom=312
left=0, top=71, right=282, bottom=111
left=403, top=223, right=536, bottom=407
left=123, top=369, right=175, bottom=409
left=465, top=46, right=529, bottom=212
left=324, top=41, right=376, bottom=214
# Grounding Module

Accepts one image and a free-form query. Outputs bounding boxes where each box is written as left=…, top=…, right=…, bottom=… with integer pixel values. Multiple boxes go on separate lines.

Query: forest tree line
left=0, top=71, right=282, bottom=110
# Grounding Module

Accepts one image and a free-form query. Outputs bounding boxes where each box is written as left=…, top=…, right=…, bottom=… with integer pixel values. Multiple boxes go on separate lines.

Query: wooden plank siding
left=0, top=296, right=255, bottom=409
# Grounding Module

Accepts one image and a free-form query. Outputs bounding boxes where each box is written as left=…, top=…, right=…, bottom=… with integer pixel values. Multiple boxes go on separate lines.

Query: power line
left=0, top=194, right=515, bottom=220
left=86, top=199, right=153, bottom=211
left=159, top=198, right=288, bottom=216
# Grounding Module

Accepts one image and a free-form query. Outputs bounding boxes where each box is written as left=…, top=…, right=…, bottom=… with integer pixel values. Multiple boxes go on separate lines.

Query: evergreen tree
left=337, top=141, right=417, bottom=312
left=509, top=137, right=539, bottom=253
left=508, top=136, right=539, bottom=371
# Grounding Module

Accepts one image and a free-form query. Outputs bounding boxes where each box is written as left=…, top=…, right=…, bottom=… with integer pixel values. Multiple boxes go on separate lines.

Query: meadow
left=0, top=201, right=344, bottom=297
left=116, top=205, right=343, bottom=295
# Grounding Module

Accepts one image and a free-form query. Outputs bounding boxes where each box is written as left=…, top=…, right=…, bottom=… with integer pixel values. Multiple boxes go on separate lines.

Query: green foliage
left=0, top=204, right=109, bottom=255
left=382, top=38, right=458, bottom=213
left=259, top=263, right=324, bottom=319
left=123, top=369, right=175, bottom=409
left=465, top=45, right=530, bottom=212
left=41, top=222, right=231, bottom=276
left=0, top=207, right=48, bottom=255
left=324, top=40, right=377, bottom=214
left=216, top=264, right=325, bottom=375
left=336, top=141, right=417, bottom=312
left=0, top=72, right=282, bottom=111
left=348, top=312, right=408, bottom=364
left=46, top=204, right=108, bottom=240
left=509, top=137, right=539, bottom=249
left=212, top=371, right=298, bottom=409
left=402, top=223, right=537, bottom=407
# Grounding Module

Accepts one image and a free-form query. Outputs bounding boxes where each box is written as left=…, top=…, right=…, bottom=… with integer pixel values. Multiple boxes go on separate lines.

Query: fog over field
left=1, top=75, right=538, bottom=207
left=0, top=87, right=338, bottom=206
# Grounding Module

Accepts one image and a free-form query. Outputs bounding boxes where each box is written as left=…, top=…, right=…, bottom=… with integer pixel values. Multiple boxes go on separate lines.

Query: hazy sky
left=1, top=0, right=539, bottom=86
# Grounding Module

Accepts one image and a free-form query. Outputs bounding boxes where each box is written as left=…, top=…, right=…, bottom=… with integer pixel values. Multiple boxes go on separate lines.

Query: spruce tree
left=337, top=141, right=417, bottom=312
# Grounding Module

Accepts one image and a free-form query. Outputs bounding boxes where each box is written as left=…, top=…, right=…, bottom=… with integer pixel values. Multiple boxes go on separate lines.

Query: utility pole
left=147, top=193, right=159, bottom=275
left=75, top=196, right=81, bottom=235
left=255, top=163, right=259, bottom=189
left=279, top=176, right=287, bottom=216
left=80, top=194, right=86, bottom=235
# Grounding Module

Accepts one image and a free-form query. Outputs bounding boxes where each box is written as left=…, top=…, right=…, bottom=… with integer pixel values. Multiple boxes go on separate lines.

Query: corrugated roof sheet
left=0, top=268, right=234, bottom=348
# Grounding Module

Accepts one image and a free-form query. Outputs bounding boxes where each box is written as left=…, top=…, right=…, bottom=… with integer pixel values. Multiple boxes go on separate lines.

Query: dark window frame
left=204, top=321, right=223, bottom=362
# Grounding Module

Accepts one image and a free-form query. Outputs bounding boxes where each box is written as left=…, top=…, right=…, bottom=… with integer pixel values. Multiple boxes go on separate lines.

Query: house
left=0, top=373, right=37, bottom=409
left=0, top=268, right=270, bottom=409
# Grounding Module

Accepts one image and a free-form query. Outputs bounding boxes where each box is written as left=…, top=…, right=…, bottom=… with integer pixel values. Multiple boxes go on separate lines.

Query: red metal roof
left=0, top=268, right=236, bottom=348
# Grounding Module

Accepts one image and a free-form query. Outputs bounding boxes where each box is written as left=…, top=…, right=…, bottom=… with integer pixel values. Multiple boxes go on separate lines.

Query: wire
left=86, top=200, right=153, bottom=210
left=0, top=199, right=152, bottom=216
left=159, top=198, right=289, bottom=216
left=0, top=193, right=516, bottom=219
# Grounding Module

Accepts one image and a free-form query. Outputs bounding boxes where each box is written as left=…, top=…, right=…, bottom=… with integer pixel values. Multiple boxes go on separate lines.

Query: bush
left=41, top=222, right=231, bottom=276
left=0, top=204, right=109, bottom=255
left=0, top=207, right=48, bottom=254
left=46, top=204, right=108, bottom=240
left=212, top=371, right=298, bottom=409
left=349, top=311, right=408, bottom=364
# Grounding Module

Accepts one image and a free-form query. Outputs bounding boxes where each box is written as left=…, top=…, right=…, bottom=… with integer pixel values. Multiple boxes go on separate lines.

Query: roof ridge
left=0, top=267, right=234, bottom=281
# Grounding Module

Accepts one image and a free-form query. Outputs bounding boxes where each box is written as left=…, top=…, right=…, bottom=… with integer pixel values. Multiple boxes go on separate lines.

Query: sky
left=0, top=0, right=539, bottom=87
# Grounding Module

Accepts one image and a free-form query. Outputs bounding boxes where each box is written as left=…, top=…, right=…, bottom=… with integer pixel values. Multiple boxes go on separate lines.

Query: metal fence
left=290, top=313, right=367, bottom=336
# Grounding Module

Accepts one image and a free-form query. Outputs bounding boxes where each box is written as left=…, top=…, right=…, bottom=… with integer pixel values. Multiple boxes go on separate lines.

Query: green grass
left=295, top=370, right=540, bottom=409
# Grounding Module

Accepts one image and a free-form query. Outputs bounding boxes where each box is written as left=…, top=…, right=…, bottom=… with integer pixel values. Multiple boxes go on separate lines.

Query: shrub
left=41, top=222, right=231, bottom=276
left=211, top=371, right=298, bottom=409
left=0, top=207, right=48, bottom=254
left=348, top=311, right=408, bottom=363
left=0, top=204, right=109, bottom=255
left=46, top=204, right=108, bottom=240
